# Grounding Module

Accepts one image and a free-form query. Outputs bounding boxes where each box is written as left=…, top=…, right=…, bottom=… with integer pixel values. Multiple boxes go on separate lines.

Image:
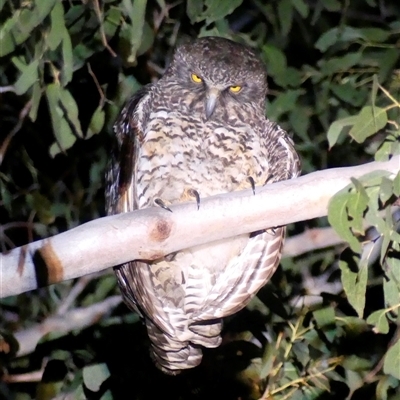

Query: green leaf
left=393, top=171, right=400, bottom=197
left=342, top=355, right=372, bottom=371
left=291, top=0, right=309, bottom=17
left=203, top=0, right=243, bottom=25
left=379, top=177, right=394, bottom=206
left=371, top=74, right=379, bottom=106
left=267, top=89, right=305, bottom=120
left=104, top=7, right=122, bottom=37
left=315, top=26, right=386, bottom=52
left=59, top=89, right=83, bottom=138
left=187, top=0, right=204, bottom=23
left=87, top=106, right=106, bottom=138
left=313, top=307, right=335, bottom=328
left=328, top=187, right=361, bottom=252
left=46, top=83, right=77, bottom=157
left=347, top=178, right=369, bottom=234
left=47, top=2, right=65, bottom=50
left=339, top=250, right=367, bottom=317
left=27, top=192, right=55, bottom=224
left=316, top=27, right=358, bottom=52
left=0, top=0, right=57, bottom=56
left=83, top=363, right=110, bottom=392
left=13, top=59, right=39, bottom=95
left=384, top=257, right=400, bottom=310
left=330, top=82, right=367, bottom=107
left=383, top=337, right=400, bottom=379
left=137, top=21, right=155, bottom=56
left=366, top=309, right=389, bottom=334
left=260, top=342, right=277, bottom=379
left=322, top=0, right=341, bottom=11
left=0, top=17, right=17, bottom=56
left=278, top=0, right=293, bottom=36
left=320, top=52, right=361, bottom=76
left=376, top=376, right=399, bottom=400
left=29, top=82, right=42, bottom=122
left=61, top=30, right=73, bottom=85
left=121, top=0, right=147, bottom=64
left=349, top=106, right=388, bottom=143
left=327, top=115, right=358, bottom=149
left=289, top=106, right=310, bottom=139
left=262, top=45, right=287, bottom=79
left=359, top=27, right=390, bottom=42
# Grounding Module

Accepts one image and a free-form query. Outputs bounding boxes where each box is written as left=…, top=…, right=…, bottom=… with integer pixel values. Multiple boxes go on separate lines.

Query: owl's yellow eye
left=229, top=85, right=242, bottom=93
left=191, top=73, right=202, bottom=83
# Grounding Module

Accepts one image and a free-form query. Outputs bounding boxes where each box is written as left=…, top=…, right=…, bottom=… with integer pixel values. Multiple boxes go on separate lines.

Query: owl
left=106, top=36, right=300, bottom=374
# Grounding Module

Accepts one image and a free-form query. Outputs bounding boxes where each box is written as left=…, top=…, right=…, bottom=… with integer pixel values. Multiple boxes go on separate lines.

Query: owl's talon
left=248, top=176, right=256, bottom=195
left=154, top=198, right=173, bottom=213
left=264, top=174, right=274, bottom=185
left=266, top=227, right=277, bottom=235
left=188, top=189, right=201, bottom=210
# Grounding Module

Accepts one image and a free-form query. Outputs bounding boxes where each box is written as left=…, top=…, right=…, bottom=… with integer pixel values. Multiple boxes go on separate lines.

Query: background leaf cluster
left=1, top=0, right=399, bottom=399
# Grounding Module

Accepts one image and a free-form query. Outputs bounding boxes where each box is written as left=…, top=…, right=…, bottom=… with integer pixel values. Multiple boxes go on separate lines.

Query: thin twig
left=0, top=86, right=16, bottom=93
left=0, top=99, right=32, bottom=166
left=87, top=63, right=107, bottom=107
left=92, top=0, right=117, bottom=57
left=362, top=324, right=400, bottom=384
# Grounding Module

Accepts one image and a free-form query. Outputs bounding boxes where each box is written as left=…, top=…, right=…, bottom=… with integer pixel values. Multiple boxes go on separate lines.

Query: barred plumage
left=106, top=36, right=300, bottom=374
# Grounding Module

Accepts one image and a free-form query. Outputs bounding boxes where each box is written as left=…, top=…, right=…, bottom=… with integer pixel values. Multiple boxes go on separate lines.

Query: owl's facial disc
left=205, top=87, right=220, bottom=119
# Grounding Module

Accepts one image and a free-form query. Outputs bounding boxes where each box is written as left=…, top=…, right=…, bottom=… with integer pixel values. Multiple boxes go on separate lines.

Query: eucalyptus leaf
left=13, top=60, right=39, bottom=95
left=327, top=115, right=358, bottom=149
left=187, top=0, right=204, bottom=23
left=47, top=2, right=65, bottom=50
left=61, top=30, right=73, bottom=85
left=393, top=171, right=400, bottom=196
left=313, top=307, right=335, bottom=328
left=339, top=250, right=367, bottom=317
left=87, top=106, right=106, bottom=138
left=328, top=187, right=361, bottom=252
left=29, top=82, right=42, bottom=122
left=46, top=83, right=77, bottom=156
left=203, top=0, right=243, bottom=25
left=291, top=0, right=309, bottom=17
left=121, top=0, right=147, bottom=64
left=349, top=106, right=388, bottom=143
left=383, top=337, right=400, bottom=379
left=366, top=309, right=389, bottom=334
left=347, top=178, right=369, bottom=234
left=383, top=257, right=400, bottom=310
left=278, top=0, right=293, bottom=36
left=83, top=363, right=110, bottom=392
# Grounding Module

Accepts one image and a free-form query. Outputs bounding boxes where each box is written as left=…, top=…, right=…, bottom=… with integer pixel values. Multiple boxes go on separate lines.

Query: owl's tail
left=146, top=318, right=222, bottom=374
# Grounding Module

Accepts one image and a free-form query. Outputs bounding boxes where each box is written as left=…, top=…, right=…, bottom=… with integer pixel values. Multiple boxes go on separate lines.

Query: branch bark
left=1, top=156, right=399, bottom=298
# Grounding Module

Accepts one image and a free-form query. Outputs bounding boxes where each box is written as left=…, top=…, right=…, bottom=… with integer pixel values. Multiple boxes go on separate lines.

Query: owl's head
left=164, top=36, right=268, bottom=120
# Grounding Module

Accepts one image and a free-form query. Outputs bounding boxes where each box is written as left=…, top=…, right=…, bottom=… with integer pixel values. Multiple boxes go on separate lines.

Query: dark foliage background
left=0, top=0, right=399, bottom=399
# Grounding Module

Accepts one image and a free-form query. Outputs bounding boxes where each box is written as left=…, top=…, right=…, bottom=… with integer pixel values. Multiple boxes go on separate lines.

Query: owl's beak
left=205, top=87, right=220, bottom=119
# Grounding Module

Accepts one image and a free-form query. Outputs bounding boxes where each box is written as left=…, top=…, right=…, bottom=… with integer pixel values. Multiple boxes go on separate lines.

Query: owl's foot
left=188, top=189, right=201, bottom=210
left=247, top=176, right=256, bottom=195
left=266, top=227, right=277, bottom=235
left=264, top=173, right=274, bottom=185
left=154, top=198, right=173, bottom=213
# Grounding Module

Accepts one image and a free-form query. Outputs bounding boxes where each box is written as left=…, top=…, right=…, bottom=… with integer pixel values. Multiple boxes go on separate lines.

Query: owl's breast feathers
left=106, top=81, right=300, bottom=374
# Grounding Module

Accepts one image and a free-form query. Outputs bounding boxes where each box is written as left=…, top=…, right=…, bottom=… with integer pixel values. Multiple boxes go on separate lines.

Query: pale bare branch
left=14, top=295, right=122, bottom=357
left=1, top=156, right=399, bottom=299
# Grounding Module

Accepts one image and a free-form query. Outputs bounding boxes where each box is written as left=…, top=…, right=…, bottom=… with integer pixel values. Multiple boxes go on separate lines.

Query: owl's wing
left=105, top=85, right=178, bottom=335
left=191, top=229, right=284, bottom=322
left=192, top=124, right=301, bottom=322
left=105, top=85, right=151, bottom=215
